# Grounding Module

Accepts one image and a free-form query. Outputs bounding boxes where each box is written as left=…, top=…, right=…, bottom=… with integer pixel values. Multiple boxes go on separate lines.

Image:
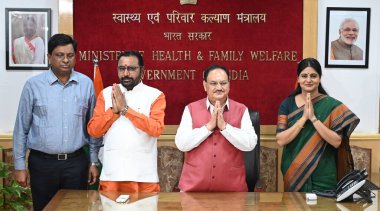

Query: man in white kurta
left=88, top=51, right=166, bottom=192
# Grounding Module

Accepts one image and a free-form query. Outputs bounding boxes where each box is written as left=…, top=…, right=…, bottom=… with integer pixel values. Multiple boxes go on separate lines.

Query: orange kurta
left=88, top=83, right=166, bottom=192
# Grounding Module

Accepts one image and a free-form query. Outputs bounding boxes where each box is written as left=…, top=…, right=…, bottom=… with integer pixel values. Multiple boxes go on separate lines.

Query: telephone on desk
left=313, top=169, right=379, bottom=203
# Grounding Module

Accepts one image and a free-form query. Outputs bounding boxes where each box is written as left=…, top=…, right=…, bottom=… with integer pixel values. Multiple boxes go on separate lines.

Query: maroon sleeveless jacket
left=178, top=98, right=248, bottom=192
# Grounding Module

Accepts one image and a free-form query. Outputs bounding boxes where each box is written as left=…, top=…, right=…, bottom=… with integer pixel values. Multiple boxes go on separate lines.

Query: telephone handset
left=335, top=169, right=367, bottom=202
left=312, top=169, right=368, bottom=202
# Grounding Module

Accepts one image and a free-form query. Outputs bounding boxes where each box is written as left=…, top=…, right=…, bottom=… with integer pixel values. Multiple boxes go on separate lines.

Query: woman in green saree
left=276, top=58, right=359, bottom=192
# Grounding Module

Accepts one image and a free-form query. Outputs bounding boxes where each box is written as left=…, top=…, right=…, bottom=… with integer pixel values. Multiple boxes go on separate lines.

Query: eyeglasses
left=117, top=66, right=141, bottom=73
left=342, top=27, right=358, bottom=33
left=53, top=53, right=76, bottom=61
left=208, top=81, right=229, bottom=87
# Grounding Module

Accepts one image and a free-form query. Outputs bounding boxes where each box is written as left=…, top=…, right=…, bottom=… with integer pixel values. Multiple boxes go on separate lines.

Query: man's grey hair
left=339, top=18, right=359, bottom=31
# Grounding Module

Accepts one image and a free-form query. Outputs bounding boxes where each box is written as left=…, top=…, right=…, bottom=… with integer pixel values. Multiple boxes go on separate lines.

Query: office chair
left=244, top=109, right=261, bottom=192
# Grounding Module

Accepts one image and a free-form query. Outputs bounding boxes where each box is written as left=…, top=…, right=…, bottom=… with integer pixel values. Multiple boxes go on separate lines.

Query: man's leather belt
left=30, top=148, right=83, bottom=160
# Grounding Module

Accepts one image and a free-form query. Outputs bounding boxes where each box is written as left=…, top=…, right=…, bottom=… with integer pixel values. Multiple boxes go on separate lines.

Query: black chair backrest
left=244, top=109, right=260, bottom=192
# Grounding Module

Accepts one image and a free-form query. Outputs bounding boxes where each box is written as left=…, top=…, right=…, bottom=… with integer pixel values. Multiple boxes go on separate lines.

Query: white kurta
left=100, top=83, right=162, bottom=182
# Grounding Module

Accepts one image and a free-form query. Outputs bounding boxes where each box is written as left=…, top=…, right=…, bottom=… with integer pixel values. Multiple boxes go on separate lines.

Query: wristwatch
left=91, top=162, right=99, bottom=167
left=120, top=106, right=129, bottom=116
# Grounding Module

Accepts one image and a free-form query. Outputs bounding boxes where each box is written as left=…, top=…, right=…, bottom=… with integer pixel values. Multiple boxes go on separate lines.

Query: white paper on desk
left=99, top=193, right=158, bottom=211
left=116, top=195, right=130, bottom=203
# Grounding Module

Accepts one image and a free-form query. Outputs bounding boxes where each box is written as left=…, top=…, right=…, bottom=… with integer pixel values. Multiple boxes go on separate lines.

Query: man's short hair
left=48, top=34, right=77, bottom=54
left=203, top=64, right=230, bottom=81
left=117, top=51, right=144, bottom=67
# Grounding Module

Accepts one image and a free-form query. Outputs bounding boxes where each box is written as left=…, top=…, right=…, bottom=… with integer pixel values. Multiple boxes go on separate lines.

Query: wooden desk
left=44, top=190, right=379, bottom=211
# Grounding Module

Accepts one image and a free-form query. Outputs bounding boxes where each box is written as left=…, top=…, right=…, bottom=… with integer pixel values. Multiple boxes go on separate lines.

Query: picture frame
left=325, top=7, right=370, bottom=68
left=5, top=8, right=51, bottom=70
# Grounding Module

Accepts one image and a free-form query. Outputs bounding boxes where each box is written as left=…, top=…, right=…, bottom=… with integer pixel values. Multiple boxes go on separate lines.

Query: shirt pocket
left=73, top=99, right=89, bottom=117
left=33, top=100, right=48, bottom=127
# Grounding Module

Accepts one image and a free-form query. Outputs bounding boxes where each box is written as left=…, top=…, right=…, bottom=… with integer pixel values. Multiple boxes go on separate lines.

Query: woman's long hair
left=289, top=58, right=328, bottom=97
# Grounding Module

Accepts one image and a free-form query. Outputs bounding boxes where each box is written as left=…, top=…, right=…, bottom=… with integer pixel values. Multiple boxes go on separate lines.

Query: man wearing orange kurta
left=87, top=51, right=166, bottom=192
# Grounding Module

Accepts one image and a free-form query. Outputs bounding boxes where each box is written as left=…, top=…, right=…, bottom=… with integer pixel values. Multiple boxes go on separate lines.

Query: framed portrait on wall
left=325, top=7, right=370, bottom=68
left=5, top=8, right=51, bottom=70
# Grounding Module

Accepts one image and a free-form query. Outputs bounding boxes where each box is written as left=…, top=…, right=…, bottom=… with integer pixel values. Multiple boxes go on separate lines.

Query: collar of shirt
left=46, top=68, right=78, bottom=85
left=206, top=97, right=229, bottom=114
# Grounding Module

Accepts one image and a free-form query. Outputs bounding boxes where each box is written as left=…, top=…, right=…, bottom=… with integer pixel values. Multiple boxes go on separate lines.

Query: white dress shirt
left=175, top=98, right=257, bottom=152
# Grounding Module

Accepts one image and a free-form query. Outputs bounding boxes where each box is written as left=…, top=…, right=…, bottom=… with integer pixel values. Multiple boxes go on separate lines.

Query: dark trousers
left=28, top=150, right=88, bottom=211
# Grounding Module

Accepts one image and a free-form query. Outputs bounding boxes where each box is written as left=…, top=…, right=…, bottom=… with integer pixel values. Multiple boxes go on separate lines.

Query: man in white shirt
left=175, top=64, right=257, bottom=192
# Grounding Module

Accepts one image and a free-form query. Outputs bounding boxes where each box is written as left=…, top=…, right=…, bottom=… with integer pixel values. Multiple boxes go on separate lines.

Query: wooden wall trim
left=58, top=0, right=73, bottom=35
left=2, top=133, right=380, bottom=144
left=303, top=0, right=318, bottom=58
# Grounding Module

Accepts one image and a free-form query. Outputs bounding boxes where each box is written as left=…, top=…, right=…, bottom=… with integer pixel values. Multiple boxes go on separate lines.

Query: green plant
left=0, top=153, right=32, bottom=211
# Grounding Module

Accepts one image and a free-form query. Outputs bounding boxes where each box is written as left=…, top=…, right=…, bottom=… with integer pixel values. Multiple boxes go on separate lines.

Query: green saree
left=277, top=95, right=359, bottom=192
